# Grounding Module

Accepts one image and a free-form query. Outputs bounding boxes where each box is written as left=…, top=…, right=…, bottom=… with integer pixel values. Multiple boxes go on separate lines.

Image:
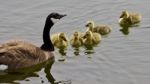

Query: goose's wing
left=0, top=41, right=48, bottom=70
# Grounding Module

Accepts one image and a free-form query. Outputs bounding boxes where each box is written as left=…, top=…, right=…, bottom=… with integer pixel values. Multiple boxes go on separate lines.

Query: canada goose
left=70, top=31, right=83, bottom=48
left=119, top=10, right=141, bottom=27
left=0, top=13, right=66, bottom=71
left=85, top=21, right=111, bottom=35
left=82, top=31, right=101, bottom=46
left=51, top=32, right=68, bottom=50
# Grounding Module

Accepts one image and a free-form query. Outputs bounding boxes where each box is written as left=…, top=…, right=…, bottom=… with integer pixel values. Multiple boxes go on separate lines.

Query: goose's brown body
left=0, top=41, right=54, bottom=70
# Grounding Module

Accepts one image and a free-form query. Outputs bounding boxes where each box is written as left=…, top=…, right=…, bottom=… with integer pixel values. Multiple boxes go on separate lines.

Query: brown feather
left=0, top=40, right=54, bottom=70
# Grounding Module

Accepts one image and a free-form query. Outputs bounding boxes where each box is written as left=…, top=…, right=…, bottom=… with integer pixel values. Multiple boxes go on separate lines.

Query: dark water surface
left=0, top=0, right=150, bottom=84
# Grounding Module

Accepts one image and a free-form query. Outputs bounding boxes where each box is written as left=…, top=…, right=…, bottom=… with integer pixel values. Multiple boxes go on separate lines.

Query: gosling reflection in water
left=120, top=26, right=130, bottom=35
left=58, top=48, right=67, bottom=56
left=73, top=48, right=80, bottom=56
left=0, top=59, right=56, bottom=84
left=119, top=24, right=140, bottom=35
left=84, top=45, right=95, bottom=55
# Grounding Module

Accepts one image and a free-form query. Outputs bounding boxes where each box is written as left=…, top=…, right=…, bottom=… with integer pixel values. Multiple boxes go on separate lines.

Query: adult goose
left=0, top=13, right=66, bottom=71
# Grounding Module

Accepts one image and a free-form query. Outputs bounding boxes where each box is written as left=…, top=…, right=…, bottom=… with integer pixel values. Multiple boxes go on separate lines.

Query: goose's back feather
left=0, top=40, right=54, bottom=70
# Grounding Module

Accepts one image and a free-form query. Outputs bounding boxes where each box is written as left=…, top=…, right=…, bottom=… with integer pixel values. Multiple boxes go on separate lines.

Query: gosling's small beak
left=120, top=14, right=123, bottom=18
left=62, top=37, right=67, bottom=41
left=85, top=24, right=88, bottom=27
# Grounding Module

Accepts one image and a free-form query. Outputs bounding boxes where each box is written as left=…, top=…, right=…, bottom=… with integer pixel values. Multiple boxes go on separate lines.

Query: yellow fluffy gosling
left=119, top=10, right=142, bottom=26
left=70, top=31, right=83, bottom=48
left=51, top=32, right=68, bottom=49
left=82, top=31, right=101, bottom=46
left=86, top=21, right=111, bottom=35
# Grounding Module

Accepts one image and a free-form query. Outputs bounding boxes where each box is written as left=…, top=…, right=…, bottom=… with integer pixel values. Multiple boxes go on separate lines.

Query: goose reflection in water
left=0, top=59, right=56, bottom=84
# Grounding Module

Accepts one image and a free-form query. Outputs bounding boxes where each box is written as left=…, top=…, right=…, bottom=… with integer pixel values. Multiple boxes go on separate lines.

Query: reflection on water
left=58, top=49, right=67, bottom=56
left=120, top=26, right=130, bottom=35
left=55, top=80, right=72, bottom=84
left=0, top=72, right=39, bottom=84
left=73, top=48, right=80, bottom=56
left=0, top=59, right=55, bottom=84
left=57, top=44, right=97, bottom=60
left=84, top=45, right=95, bottom=55
left=119, top=23, right=140, bottom=35
left=57, top=49, right=67, bottom=62
left=57, top=42, right=98, bottom=56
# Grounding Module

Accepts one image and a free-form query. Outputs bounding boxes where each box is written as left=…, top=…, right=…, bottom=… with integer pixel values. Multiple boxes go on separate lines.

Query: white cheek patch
left=0, top=64, right=8, bottom=71
left=51, top=18, right=60, bottom=24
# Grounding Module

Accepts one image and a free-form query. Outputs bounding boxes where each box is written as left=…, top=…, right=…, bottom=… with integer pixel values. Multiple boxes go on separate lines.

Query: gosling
left=85, top=21, right=111, bottom=35
left=51, top=32, right=68, bottom=49
left=119, top=10, right=142, bottom=27
left=70, top=31, right=83, bottom=48
left=82, top=31, right=101, bottom=46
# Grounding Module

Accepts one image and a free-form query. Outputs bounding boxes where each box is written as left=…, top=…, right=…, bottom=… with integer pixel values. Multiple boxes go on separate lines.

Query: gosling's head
left=83, top=31, right=92, bottom=39
left=59, top=32, right=67, bottom=41
left=73, top=32, right=79, bottom=39
left=120, top=10, right=129, bottom=18
left=85, top=21, right=94, bottom=28
left=47, top=12, right=67, bottom=24
left=74, top=32, right=79, bottom=36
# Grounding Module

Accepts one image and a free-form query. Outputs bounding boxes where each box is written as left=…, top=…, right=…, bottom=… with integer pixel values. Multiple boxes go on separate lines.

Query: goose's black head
left=46, top=13, right=66, bottom=23
left=49, top=12, right=66, bottom=19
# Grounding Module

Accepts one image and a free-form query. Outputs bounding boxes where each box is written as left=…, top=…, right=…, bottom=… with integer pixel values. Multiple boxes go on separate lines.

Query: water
left=0, top=0, right=150, bottom=84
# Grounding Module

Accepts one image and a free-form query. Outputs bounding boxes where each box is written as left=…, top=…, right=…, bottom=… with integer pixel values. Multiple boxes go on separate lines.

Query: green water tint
left=0, top=59, right=55, bottom=84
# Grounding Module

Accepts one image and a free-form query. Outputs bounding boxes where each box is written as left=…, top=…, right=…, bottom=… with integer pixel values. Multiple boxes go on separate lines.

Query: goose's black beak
left=59, top=14, right=67, bottom=19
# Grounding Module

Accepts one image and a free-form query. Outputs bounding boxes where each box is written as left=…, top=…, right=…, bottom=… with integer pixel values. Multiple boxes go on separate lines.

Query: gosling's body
left=83, top=31, right=101, bottom=46
left=51, top=32, right=68, bottom=49
left=70, top=32, right=83, bottom=48
left=119, top=10, right=141, bottom=26
left=86, top=21, right=111, bottom=35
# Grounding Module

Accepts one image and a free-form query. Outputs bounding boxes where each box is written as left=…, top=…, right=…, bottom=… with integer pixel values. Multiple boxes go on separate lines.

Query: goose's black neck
left=41, top=17, right=54, bottom=51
